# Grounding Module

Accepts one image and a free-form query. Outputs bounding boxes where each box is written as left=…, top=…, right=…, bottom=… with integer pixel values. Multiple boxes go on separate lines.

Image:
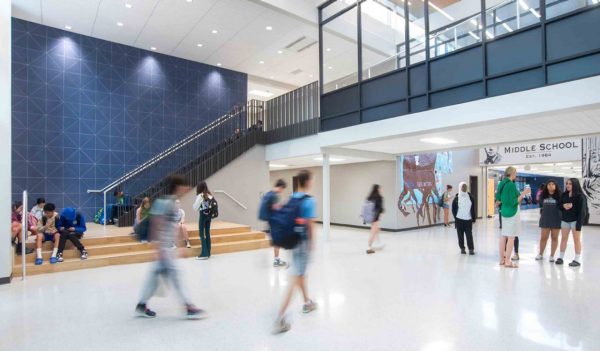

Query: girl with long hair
left=536, top=180, right=562, bottom=262
left=366, top=184, right=384, bottom=254
left=557, top=178, right=586, bottom=267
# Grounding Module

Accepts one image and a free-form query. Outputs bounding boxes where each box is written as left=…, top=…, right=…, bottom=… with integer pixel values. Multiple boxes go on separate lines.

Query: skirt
left=501, top=209, right=520, bottom=236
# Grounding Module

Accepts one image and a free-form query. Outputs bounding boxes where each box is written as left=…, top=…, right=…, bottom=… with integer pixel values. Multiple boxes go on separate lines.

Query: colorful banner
left=480, top=138, right=581, bottom=166
left=583, top=137, right=600, bottom=225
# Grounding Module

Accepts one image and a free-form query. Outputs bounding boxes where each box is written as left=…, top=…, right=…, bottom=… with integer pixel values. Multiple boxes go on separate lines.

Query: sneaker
left=49, top=256, right=58, bottom=264
left=461, top=249, right=466, bottom=255
left=186, top=304, right=206, bottom=320
left=186, top=240, right=191, bottom=248
left=469, top=251, right=475, bottom=255
left=555, top=258, right=564, bottom=265
left=57, top=252, right=64, bottom=263
left=535, top=254, right=543, bottom=261
left=35, top=257, right=43, bottom=265
left=135, top=303, right=156, bottom=318
left=80, top=250, right=88, bottom=260
left=366, top=249, right=375, bottom=254
left=196, top=256, right=208, bottom=260
left=511, top=254, right=520, bottom=261
left=170, top=243, right=177, bottom=249
left=273, top=259, right=288, bottom=267
left=272, top=317, right=291, bottom=334
left=302, top=300, right=317, bottom=314
left=141, top=240, right=149, bottom=244
left=568, top=260, right=581, bottom=267
left=549, top=257, right=555, bottom=263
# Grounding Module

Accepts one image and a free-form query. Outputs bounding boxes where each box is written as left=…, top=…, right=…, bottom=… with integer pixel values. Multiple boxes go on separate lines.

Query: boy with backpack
left=258, top=179, right=288, bottom=267
left=273, top=170, right=317, bottom=334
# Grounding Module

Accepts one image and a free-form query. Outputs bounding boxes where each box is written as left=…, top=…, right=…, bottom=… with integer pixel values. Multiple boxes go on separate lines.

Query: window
left=361, top=0, right=407, bottom=79
left=486, top=0, right=541, bottom=38
left=408, top=0, right=427, bottom=64
left=322, top=6, right=359, bottom=93
left=546, top=0, right=596, bottom=19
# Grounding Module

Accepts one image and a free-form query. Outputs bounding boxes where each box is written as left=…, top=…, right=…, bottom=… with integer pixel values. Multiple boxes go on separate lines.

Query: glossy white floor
left=2, top=209, right=599, bottom=351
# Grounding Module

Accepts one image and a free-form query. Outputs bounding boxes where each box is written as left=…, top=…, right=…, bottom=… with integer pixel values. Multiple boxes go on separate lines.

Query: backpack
left=268, top=195, right=310, bottom=250
left=361, top=200, right=376, bottom=224
left=258, top=191, right=276, bottom=221
left=208, top=197, right=219, bottom=218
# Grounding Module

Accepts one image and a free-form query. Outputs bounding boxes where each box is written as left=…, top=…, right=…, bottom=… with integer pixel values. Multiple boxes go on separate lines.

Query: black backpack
left=202, top=197, right=219, bottom=219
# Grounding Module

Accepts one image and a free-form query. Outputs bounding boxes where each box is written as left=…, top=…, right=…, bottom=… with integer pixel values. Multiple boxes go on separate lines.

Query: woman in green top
left=495, top=166, right=530, bottom=268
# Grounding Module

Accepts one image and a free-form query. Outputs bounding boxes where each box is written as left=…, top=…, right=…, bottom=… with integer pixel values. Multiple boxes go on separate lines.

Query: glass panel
left=361, top=0, right=407, bottom=80
left=408, top=0, right=427, bottom=64
left=322, top=0, right=358, bottom=21
left=429, top=14, right=483, bottom=58
left=322, top=6, right=359, bottom=94
left=485, top=0, right=541, bottom=39
left=546, top=0, right=596, bottom=19
left=429, top=0, right=482, bottom=32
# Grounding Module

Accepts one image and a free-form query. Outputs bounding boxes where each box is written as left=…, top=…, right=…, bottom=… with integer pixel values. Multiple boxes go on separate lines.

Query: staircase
left=13, top=222, right=270, bottom=277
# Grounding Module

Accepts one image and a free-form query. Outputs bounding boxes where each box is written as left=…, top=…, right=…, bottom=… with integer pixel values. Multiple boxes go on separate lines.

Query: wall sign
left=480, top=138, right=581, bottom=166
left=583, top=136, right=600, bottom=225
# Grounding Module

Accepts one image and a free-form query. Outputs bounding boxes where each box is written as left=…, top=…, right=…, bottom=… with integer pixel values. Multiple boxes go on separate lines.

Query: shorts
left=561, top=221, right=577, bottom=230
left=442, top=204, right=450, bottom=209
left=291, top=240, right=310, bottom=277
left=42, top=232, right=59, bottom=242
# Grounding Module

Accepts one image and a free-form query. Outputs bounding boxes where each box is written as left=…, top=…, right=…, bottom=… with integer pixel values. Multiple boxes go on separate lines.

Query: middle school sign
left=480, top=138, right=581, bottom=166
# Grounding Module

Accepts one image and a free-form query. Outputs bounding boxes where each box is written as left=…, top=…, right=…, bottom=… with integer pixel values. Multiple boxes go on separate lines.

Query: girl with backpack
left=193, top=181, right=214, bottom=260
left=557, top=178, right=587, bottom=267
left=366, top=184, right=384, bottom=254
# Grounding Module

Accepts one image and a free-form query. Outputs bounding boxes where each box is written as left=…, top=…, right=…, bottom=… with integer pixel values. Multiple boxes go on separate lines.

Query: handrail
left=89, top=105, right=248, bottom=194
left=213, top=190, right=248, bottom=210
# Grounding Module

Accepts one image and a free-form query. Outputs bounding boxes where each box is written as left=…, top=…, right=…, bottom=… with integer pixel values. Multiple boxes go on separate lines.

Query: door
left=470, top=176, right=478, bottom=217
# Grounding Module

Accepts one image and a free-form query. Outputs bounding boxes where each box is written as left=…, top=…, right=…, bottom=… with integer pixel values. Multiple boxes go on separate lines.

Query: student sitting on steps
left=35, top=203, right=61, bottom=265
left=56, top=207, right=89, bottom=262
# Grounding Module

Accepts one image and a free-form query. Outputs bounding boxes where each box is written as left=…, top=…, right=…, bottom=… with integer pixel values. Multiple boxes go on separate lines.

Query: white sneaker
left=549, top=257, right=555, bottom=262
left=535, top=254, right=543, bottom=261
left=196, top=256, right=208, bottom=260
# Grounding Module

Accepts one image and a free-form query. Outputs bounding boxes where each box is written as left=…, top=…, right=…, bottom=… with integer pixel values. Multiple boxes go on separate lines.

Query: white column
left=0, top=2, right=12, bottom=283
left=322, top=153, right=330, bottom=240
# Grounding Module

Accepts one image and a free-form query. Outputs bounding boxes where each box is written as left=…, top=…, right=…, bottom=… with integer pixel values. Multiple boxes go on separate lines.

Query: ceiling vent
left=290, top=68, right=303, bottom=75
left=297, top=41, right=317, bottom=52
left=285, top=36, right=307, bottom=49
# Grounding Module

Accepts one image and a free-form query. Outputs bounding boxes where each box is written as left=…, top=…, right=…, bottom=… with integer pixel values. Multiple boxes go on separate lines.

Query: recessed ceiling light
left=216, top=63, right=222, bottom=66
left=150, top=47, right=157, bottom=51
left=64, top=25, right=72, bottom=30
left=265, top=26, right=273, bottom=30
left=212, top=29, right=218, bottom=34
left=197, top=43, right=203, bottom=47
left=117, top=22, right=124, bottom=27
left=259, top=60, right=264, bottom=64
left=326, top=48, right=331, bottom=52
left=125, top=3, right=133, bottom=8
left=309, top=74, right=313, bottom=78
left=328, top=66, right=333, bottom=69
left=420, top=137, right=458, bottom=145
left=277, top=50, right=283, bottom=54
left=270, top=164, right=288, bottom=168
left=314, top=157, right=345, bottom=162
left=186, top=0, right=193, bottom=2
left=249, top=89, right=274, bottom=97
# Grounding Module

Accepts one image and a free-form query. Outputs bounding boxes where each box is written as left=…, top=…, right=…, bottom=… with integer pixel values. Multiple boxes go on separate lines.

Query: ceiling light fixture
left=309, top=74, right=313, bottom=78
left=65, top=25, right=72, bottom=30
left=328, top=66, right=333, bottom=69
left=326, top=48, right=331, bottom=52
left=259, top=60, right=264, bottom=64
left=426, top=0, right=455, bottom=21
left=150, top=47, right=157, bottom=51
left=270, top=164, right=288, bottom=168
left=186, top=0, right=193, bottom=2
left=249, top=89, right=274, bottom=97
left=314, top=157, right=345, bottom=162
left=216, top=63, right=222, bottom=66
left=265, top=26, right=273, bottom=30
left=125, top=3, right=133, bottom=9
left=197, top=43, right=203, bottom=47
left=212, top=29, right=218, bottom=34
left=277, top=50, right=283, bottom=54
left=420, top=137, right=458, bottom=145
left=117, top=22, right=124, bottom=27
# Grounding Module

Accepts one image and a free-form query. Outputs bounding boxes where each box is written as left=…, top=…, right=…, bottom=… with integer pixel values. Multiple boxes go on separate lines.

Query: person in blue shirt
left=56, top=207, right=89, bottom=262
left=273, top=170, right=317, bottom=334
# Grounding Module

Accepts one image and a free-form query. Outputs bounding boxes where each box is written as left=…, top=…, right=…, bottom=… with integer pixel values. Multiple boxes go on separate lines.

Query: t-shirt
left=292, top=192, right=316, bottom=240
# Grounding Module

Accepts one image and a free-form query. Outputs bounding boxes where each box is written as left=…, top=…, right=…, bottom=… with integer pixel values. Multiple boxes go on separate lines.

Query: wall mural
left=398, top=152, right=453, bottom=226
left=583, top=136, right=600, bottom=224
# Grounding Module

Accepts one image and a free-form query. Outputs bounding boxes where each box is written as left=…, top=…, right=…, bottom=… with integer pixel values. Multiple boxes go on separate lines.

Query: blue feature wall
left=11, top=19, right=247, bottom=217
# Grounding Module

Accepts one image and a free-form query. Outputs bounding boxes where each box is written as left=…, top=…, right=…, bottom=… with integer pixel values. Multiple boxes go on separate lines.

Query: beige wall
left=1, top=3, right=12, bottom=281
left=180, top=146, right=270, bottom=231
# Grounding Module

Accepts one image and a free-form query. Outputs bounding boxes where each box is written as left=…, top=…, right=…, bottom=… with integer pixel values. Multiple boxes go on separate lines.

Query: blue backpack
left=269, top=195, right=310, bottom=250
left=258, top=191, right=276, bottom=221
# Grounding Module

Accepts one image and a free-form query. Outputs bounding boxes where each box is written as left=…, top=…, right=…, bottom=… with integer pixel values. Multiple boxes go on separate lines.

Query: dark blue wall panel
left=430, top=47, right=483, bottom=90
left=361, top=70, right=407, bottom=108
left=409, top=64, right=427, bottom=96
left=430, top=82, right=484, bottom=108
left=11, top=19, right=247, bottom=217
left=488, top=68, right=545, bottom=97
left=410, top=95, right=428, bottom=113
left=487, top=28, right=542, bottom=76
left=548, top=53, right=600, bottom=84
left=321, top=86, right=360, bottom=117
left=321, top=112, right=360, bottom=131
left=361, top=101, right=408, bottom=123
left=546, top=6, right=600, bottom=61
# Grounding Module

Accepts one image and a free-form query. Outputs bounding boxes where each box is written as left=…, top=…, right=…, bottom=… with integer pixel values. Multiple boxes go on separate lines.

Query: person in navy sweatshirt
left=56, top=207, right=89, bottom=262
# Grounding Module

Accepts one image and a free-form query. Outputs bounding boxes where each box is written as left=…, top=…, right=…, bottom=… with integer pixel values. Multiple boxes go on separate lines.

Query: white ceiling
left=269, top=154, right=376, bottom=170
left=11, top=0, right=322, bottom=91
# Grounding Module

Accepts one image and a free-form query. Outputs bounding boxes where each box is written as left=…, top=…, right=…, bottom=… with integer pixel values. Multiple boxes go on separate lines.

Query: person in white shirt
left=451, top=182, right=476, bottom=255
left=175, top=199, right=191, bottom=248
left=30, top=197, right=45, bottom=221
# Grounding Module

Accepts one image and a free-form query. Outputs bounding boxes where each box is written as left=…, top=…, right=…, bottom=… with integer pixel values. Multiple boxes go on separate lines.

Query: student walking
left=536, top=180, right=562, bottom=262
left=259, top=179, right=288, bottom=267
left=365, top=184, right=384, bottom=254
left=557, top=178, right=587, bottom=267
left=452, top=182, right=476, bottom=255
left=273, top=170, right=317, bottom=334
left=496, top=167, right=530, bottom=268
left=193, top=181, right=214, bottom=260
left=135, top=175, right=204, bottom=319
left=442, top=185, right=453, bottom=226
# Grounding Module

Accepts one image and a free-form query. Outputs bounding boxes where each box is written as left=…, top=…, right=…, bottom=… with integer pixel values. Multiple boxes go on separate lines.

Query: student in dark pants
left=56, top=207, right=89, bottom=262
left=452, top=182, right=476, bottom=255
left=193, top=181, right=214, bottom=260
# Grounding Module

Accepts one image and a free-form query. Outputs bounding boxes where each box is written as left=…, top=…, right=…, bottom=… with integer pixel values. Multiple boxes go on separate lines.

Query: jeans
left=455, top=219, right=474, bottom=251
left=199, top=214, right=212, bottom=258
left=58, top=231, right=85, bottom=253
left=139, top=257, right=189, bottom=305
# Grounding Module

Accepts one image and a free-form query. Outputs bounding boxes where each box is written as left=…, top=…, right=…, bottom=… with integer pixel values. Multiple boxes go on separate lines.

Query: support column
left=0, top=1, right=12, bottom=284
left=322, top=153, right=331, bottom=240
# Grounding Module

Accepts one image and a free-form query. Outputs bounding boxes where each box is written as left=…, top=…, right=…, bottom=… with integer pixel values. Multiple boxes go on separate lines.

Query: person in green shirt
left=495, top=166, right=530, bottom=268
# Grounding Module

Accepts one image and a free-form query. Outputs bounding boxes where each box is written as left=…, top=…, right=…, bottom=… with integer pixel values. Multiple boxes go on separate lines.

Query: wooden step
left=16, top=231, right=266, bottom=263
left=13, top=238, right=271, bottom=277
